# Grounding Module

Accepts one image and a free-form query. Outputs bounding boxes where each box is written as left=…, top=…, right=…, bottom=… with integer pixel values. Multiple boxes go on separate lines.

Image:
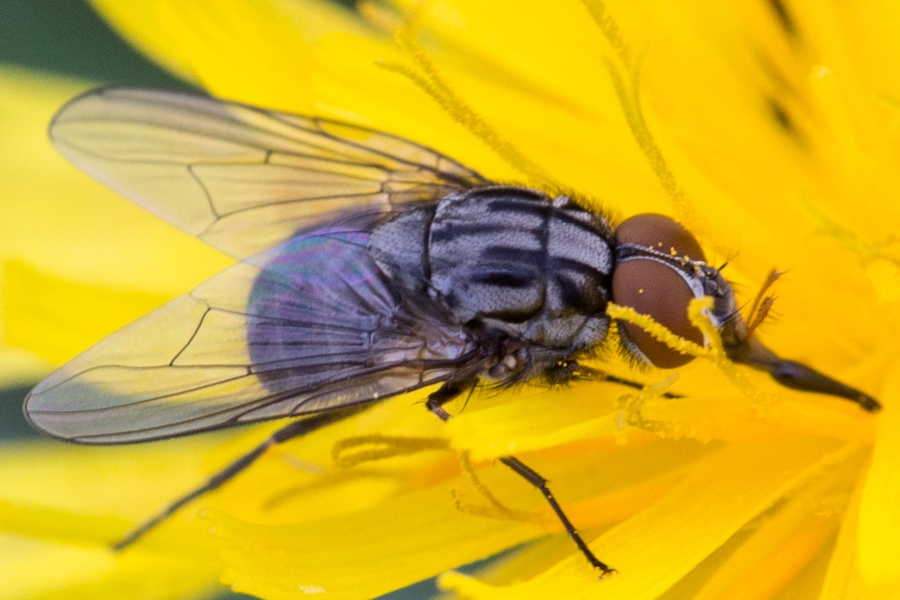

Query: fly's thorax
left=369, top=204, right=435, bottom=294
left=372, top=186, right=615, bottom=352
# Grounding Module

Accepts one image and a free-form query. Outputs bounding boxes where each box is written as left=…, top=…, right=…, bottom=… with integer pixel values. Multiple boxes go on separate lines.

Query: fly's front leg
left=546, top=359, right=681, bottom=399
left=425, top=381, right=616, bottom=577
left=425, top=379, right=473, bottom=422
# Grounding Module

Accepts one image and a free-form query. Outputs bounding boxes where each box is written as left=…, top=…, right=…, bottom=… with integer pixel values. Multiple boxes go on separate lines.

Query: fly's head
left=609, top=213, right=880, bottom=411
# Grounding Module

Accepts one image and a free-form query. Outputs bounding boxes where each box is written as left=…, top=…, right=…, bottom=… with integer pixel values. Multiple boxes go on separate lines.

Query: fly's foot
left=596, top=565, right=618, bottom=580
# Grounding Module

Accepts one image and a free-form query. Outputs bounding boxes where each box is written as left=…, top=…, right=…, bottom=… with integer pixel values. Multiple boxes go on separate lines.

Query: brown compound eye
left=612, top=214, right=707, bottom=368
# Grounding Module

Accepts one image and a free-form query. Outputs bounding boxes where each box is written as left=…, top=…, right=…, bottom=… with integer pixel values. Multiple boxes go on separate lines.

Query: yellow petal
left=14, top=1, right=899, bottom=597
left=858, top=359, right=900, bottom=584
left=439, top=438, right=850, bottom=598
left=0, top=534, right=222, bottom=600
left=0, top=67, right=232, bottom=370
left=3, top=260, right=169, bottom=366
left=0, top=436, right=237, bottom=598
left=89, top=0, right=372, bottom=110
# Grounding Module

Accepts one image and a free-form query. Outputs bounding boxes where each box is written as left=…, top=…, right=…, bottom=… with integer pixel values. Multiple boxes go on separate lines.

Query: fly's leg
left=545, top=360, right=681, bottom=399
left=426, top=381, right=616, bottom=577
left=424, top=379, right=471, bottom=421
left=113, top=406, right=367, bottom=551
left=498, top=456, right=615, bottom=576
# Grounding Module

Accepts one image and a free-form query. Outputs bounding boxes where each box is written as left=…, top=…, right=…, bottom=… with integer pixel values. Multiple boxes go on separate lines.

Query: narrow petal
left=0, top=67, right=232, bottom=369
left=858, top=359, right=900, bottom=584
left=0, top=437, right=235, bottom=598
left=0, top=534, right=221, bottom=600
left=439, top=438, right=845, bottom=598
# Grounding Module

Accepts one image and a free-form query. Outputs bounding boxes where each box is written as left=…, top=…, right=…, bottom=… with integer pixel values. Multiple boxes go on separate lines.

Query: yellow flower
left=4, top=0, right=899, bottom=599
left=0, top=69, right=236, bottom=598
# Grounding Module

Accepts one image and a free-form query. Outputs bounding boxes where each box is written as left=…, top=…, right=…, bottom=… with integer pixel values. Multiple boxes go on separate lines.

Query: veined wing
left=24, top=221, right=490, bottom=444
left=50, top=88, right=489, bottom=258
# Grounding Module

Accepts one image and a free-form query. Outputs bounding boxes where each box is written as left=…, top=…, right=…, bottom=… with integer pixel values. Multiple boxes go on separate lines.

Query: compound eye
left=612, top=214, right=706, bottom=368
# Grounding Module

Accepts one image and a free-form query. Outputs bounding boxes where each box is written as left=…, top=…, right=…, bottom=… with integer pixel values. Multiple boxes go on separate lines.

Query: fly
left=25, top=88, right=880, bottom=577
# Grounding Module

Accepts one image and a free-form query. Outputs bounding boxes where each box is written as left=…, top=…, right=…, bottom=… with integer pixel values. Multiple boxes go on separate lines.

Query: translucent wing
left=25, top=218, right=490, bottom=444
left=50, top=88, right=489, bottom=258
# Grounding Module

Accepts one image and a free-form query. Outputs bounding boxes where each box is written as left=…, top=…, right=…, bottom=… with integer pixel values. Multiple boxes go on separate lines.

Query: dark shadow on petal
left=0, top=0, right=188, bottom=87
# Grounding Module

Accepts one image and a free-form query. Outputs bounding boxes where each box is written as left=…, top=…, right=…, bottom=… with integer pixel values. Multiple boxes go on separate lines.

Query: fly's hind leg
left=113, top=405, right=368, bottom=551
left=498, top=456, right=615, bottom=576
left=426, top=381, right=616, bottom=577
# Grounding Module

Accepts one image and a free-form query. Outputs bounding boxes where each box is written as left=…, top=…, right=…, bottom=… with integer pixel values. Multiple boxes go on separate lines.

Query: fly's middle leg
left=425, top=381, right=616, bottom=577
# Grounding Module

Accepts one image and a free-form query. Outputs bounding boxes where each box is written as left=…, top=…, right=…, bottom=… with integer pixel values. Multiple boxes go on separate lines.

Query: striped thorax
left=370, top=186, right=615, bottom=378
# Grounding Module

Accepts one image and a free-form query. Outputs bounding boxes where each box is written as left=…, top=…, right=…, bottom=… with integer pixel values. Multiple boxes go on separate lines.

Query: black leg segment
left=112, top=406, right=369, bottom=551
left=425, top=381, right=616, bottom=576
left=499, top=456, right=615, bottom=576
left=546, top=360, right=681, bottom=398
